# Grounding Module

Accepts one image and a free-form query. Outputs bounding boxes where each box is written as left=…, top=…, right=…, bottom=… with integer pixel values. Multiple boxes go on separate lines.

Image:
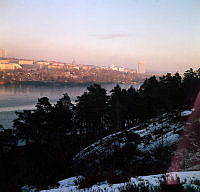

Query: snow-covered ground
left=39, top=171, right=200, bottom=192
left=181, top=110, right=193, bottom=117
left=74, top=113, right=185, bottom=162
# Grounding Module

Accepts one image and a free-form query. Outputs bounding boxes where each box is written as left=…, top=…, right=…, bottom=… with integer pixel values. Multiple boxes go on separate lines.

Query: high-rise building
left=0, top=49, right=7, bottom=58
left=137, top=62, right=145, bottom=74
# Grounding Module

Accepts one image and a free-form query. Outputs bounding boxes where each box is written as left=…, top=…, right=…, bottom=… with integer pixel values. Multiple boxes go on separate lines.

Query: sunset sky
left=0, top=0, right=200, bottom=72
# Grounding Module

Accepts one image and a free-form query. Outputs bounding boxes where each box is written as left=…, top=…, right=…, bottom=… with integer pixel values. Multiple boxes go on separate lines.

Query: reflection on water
left=0, top=83, right=89, bottom=109
left=0, top=83, right=139, bottom=128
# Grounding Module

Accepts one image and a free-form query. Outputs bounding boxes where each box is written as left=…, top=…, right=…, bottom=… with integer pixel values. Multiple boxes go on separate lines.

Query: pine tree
left=75, top=84, right=109, bottom=135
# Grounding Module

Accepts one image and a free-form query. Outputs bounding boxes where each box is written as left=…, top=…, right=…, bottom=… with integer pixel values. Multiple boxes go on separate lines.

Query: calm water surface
left=0, top=83, right=140, bottom=129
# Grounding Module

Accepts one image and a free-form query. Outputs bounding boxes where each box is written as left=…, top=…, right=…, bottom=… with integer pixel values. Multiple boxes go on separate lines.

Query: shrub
left=74, top=176, right=95, bottom=189
left=191, top=179, right=200, bottom=186
left=183, top=184, right=200, bottom=192
left=119, top=183, right=139, bottom=192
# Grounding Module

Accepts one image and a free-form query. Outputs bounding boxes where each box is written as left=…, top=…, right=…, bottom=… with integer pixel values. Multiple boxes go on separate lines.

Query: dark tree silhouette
left=109, top=84, right=129, bottom=130
left=182, top=68, right=200, bottom=106
left=75, top=84, right=109, bottom=135
left=14, top=95, right=73, bottom=147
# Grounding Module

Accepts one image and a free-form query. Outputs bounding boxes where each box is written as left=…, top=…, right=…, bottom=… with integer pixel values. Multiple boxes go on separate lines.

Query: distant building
left=18, top=59, right=34, bottom=65
left=0, top=49, right=7, bottom=58
left=119, top=67, right=125, bottom=72
left=48, top=63, right=65, bottom=69
left=35, top=61, right=50, bottom=69
left=36, top=61, right=50, bottom=65
left=0, top=59, right=11, bottom=64
left=137, top=62, right=145, bottom=74
left=72, top=65, right=80, bottom=70
left=0, top=63, right=22, bottom=70
left=80, top=65, right=91, bottom=70
left=65, top=64, right=80, bottom=70
left=111, top=64, right=119, bottom=71
left=101, top=66, right=109, bottom=70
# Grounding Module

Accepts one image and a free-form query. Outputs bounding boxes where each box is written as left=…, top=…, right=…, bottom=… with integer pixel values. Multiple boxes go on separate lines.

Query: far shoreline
left=0, top=80, right=142, bottom=86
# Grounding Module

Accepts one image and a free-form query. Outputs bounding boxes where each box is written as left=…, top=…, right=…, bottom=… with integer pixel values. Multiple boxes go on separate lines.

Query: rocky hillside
left=23, top=110, right=200, bottom=191
left=73, top=112, right=187, bottom=180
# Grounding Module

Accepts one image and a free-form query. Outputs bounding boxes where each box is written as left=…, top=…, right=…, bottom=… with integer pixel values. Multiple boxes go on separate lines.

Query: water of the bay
left=0, top=83, right=140, bottom=129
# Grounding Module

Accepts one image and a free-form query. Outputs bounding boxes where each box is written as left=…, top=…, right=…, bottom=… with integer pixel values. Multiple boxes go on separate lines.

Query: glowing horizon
left=0, top=0, right=200, bottom=73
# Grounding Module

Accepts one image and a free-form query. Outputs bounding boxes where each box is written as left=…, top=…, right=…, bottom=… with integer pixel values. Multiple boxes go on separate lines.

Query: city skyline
left=0, top=0, right=200, bottom=73
left=0, top=53, right=139, bottom=72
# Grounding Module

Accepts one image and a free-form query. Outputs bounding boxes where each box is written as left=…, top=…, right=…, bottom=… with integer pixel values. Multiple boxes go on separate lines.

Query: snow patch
left=40, top=171, right=200, bottom=192
left=181, top=110, right=193, bottom=117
